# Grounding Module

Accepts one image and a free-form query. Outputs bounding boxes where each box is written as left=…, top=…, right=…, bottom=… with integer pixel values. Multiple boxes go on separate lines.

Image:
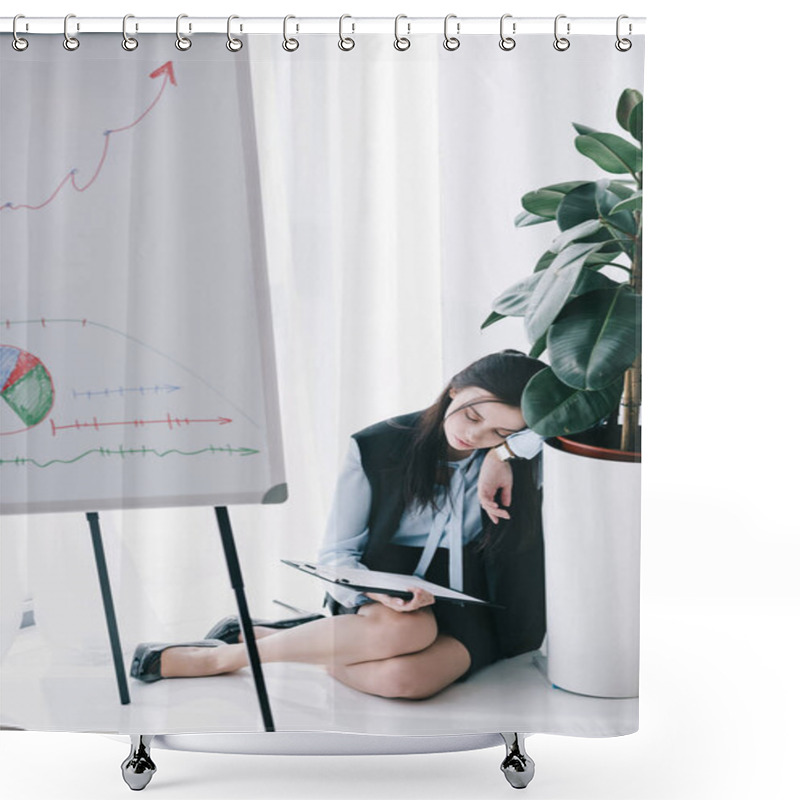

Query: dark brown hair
left=402, top=350, right=545, bottom=520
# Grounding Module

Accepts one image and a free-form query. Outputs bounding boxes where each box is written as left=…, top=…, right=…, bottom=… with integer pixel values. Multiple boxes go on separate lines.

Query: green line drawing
left=1, top=444, right=260, bottom=469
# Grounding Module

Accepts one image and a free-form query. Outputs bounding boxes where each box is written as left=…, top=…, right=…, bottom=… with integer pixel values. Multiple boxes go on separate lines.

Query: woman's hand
left=365, top=586, right=435, bottom=612
left=478, top=449, right=514, bottom=524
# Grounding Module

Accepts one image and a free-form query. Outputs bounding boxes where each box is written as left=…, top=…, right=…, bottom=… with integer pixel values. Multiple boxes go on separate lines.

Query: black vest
left=348, top=410, right=546, bottom=658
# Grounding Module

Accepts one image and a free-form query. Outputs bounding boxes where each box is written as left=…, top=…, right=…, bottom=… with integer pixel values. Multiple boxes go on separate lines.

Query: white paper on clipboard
left=281, top=560, right=501, bottom=608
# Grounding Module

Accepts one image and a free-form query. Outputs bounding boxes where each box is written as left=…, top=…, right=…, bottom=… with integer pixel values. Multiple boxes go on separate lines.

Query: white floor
left=1, top=597, right=797, bottom=800
left=1, top=625, right=636, bottom=737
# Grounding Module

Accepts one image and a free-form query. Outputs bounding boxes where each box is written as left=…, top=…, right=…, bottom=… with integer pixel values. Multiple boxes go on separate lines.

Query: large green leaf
left=523, top=242, right=603, bottom=343
left=521, top=367, right=624, bottom=436
left=585, top=248, right=625, bottom=269
left=572, top=123, right=599, bottom=135
left=628, top=101, right=643, bottom=143
left=575, top=133, right=643, bottom=175
left=539, top=244, right=625, bottom=276
left=557, top=183, right=603, bottom=230
left=514, top=209, right=552, bottom=228
left=491, top=272, right=544, bottom=317
left=608, top=181, right=636, bottom=199
left=534, top=250, right=558, bottom=273
left=616, top=89, right=643, bottom=132
left=548, top=286, right=641, bottom=390
left=609, top=191, right=642, bottom=215
left=550, top=219, right=604, bottom=252
left=529, top=335, right=548, bottom=359
left=556, top=182, right=637, bottom=244
left=570, top=268, right=619, bottom=297
left=481, top=310, right=506, bottom=330
left=521, top=182, right=589, bottom=219
left=594, top=180, right=638, bottom=236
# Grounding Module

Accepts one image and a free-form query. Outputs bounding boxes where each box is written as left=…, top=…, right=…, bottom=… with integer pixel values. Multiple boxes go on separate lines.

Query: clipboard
left=281, top=560, right=504, bottom=609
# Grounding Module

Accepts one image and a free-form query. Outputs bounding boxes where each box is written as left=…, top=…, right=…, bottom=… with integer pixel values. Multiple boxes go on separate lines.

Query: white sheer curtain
left=246, top=31, right=644, bottom=597
left=12, top=33, right=643, bottom=657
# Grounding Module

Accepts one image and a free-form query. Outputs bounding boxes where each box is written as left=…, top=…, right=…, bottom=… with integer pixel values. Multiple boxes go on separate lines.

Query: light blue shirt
left=505, top=427, right=544, bottom=459
left=317, top=427, right=543, bottom=608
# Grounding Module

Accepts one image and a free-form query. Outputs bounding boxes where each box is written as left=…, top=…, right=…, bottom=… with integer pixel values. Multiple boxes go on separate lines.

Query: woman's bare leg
left=327, top=634, right=471, bottom=699
left=160, top=604, right=437, bottom=678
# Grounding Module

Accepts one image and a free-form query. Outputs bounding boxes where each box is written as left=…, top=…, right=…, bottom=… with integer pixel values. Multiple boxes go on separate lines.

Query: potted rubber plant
left=484, top=88, right=642, bottom=698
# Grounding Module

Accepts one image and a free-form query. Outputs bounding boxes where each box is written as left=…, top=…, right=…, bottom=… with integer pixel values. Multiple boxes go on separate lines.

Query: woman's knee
left=386, top=607, right=438, bottom=655
left=370, top=659, right=441, bottom=700
left=363, top=605, right=438, bottom=658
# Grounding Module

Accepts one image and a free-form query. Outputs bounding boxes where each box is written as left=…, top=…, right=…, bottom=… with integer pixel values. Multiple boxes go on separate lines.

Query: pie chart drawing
left=1, top=345, right=55, bottom=435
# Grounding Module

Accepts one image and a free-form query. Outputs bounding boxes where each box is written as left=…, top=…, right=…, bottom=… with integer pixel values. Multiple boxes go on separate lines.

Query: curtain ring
left=443, top=14, right=460, bottom=51
left=12, top=15, right=28, bottom=51
left=283, top=15, right=299, bottom=52
left=553, top=14, right=570, bottom=51
left=122, top=15, right=138, bottom=51
left=499, top=14, right=516, bottom=51
left=394, top=14, right=411, bottom=51
left=338, top=14, right=355, bottom=51
left=227, top=15, right=243, bottom=52
left=63, top=13, right=80, bottom=51
left=175, top=14, right=192, bottom=50
left=615, top=15, right=632, bottom=51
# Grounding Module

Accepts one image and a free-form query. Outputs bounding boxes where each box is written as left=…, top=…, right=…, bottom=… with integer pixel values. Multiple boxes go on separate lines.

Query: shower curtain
left=1, top=24, right=644, bottom=740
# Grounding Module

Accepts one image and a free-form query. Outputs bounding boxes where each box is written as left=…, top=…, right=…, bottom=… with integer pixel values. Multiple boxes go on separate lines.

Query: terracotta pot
left=553, top=435, right=641, bottom=463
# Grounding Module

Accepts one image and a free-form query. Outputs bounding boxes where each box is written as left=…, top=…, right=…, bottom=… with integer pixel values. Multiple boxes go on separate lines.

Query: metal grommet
left=338, top=14, right=355, bottom=51
left=443, top=14, right=460, bottom=51
left=63, top=13, right=80, bottom=51
left=12, top=15, right=29, bottom=51
left=122, top=14, right=138, bottom=51
left=175, top=14, right=192, bottom=51
left=499, top=13, right=516, bottom=51
left=394, top=14, right=411, bottom=51
left=282, top=15, right=299, bottom=52
left=615, top=15, right=632, bottom=51
left=227, top=15, right=243, bottom=52
left=553, top=14, right=570, bottom=51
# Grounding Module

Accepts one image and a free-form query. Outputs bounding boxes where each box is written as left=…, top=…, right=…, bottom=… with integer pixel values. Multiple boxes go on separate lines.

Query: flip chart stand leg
left=86, top=511, right=130, bottom=705
left=214, top=506, right=275, bottom=732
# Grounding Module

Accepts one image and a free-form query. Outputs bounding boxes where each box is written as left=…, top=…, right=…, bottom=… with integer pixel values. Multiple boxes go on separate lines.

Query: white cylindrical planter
left=542, top=440, right=641, bottom=698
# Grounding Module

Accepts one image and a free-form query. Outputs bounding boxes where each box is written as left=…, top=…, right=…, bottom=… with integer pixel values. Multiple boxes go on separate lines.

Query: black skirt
left=329, top=542, right=502, bottom=680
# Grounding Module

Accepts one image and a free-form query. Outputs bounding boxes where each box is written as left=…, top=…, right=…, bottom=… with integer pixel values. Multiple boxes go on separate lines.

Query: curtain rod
left=1, top=16, right=645, bottom=37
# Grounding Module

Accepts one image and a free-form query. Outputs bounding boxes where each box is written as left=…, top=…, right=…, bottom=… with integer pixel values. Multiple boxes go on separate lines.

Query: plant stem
left=620, top=211, right=642, bottom=452
left=621, top=354, right=642, bottom=452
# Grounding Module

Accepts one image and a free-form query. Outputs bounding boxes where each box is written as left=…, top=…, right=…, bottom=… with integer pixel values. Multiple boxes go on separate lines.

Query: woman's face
left=443, top=386, right=526, bottom=460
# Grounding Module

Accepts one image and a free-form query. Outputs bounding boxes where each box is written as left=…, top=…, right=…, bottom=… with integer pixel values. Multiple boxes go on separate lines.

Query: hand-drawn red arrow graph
left=50, top=413, right=232, bottom=437
left=2, top=61, right=177, bottom=213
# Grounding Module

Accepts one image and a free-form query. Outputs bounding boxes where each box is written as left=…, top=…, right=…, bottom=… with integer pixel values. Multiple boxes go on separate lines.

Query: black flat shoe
left=204, top=613, right=325, bottom=645
left=130, top=640, right=227, bottom=683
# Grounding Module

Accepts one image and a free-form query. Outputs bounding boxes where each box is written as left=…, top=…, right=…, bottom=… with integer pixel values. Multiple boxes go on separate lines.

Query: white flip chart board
left=0, top=34, right=286, bottom=513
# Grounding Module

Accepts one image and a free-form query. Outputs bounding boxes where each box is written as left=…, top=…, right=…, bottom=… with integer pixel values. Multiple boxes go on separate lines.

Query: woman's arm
left=317, top=437, right=373, bottom=608
left=478, top=429, right=544, bottom=523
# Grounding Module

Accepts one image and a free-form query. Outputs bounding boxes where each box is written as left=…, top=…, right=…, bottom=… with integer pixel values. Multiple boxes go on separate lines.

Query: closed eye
left=465, top=409, right=516, bottom=439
